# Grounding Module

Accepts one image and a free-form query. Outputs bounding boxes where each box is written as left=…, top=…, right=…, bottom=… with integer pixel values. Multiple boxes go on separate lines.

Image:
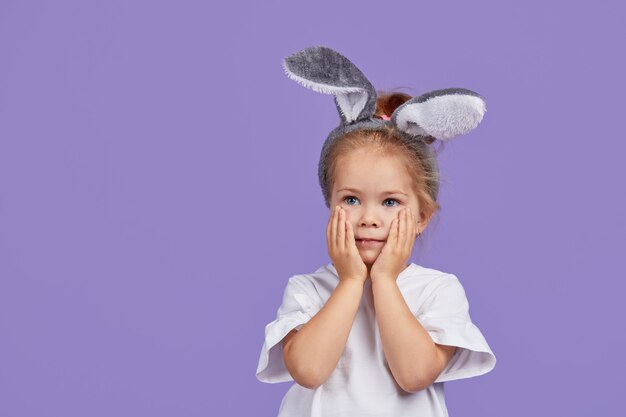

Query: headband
left=282, top=45, right=487, bottom=207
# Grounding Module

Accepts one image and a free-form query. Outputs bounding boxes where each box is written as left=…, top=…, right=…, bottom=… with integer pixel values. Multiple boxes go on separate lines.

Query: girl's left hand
left=370, top=207, right=417, bottom=283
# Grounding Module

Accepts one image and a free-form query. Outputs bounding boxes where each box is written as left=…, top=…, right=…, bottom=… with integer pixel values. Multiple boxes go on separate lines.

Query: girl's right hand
left=326, top=205, right=368, bottom=284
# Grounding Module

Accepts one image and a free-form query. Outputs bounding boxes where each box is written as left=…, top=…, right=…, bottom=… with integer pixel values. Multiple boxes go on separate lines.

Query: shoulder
left=400, top=264, right=468, bottom=305
left=286, top=265, right=330, bottom=286
left=424, top=270, right=466, bottom=298
left=401, top=263, right=461, bottom=289
left=276, top=266, right=332, bottom=317
left=282, top=264, right=336, bottom=295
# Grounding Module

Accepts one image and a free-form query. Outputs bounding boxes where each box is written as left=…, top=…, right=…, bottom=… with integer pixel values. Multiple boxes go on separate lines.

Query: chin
left=359, top=251, right=380, bottom=266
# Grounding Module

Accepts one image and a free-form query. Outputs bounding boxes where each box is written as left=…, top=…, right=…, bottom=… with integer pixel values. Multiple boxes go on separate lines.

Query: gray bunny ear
left=390, top=88, right=487, bottom=141
left=282, top=46, right=377, bottom=124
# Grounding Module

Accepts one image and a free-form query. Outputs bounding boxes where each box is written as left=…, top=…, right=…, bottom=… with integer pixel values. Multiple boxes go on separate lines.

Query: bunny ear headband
left=282, top=45, right=487, bottom=206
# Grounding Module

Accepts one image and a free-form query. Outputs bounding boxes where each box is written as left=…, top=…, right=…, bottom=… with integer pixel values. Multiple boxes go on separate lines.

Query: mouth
left=356, top=238, right=385, bottom=247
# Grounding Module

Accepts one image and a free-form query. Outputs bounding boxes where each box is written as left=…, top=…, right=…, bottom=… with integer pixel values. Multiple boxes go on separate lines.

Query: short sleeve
left=256, top=275, right=323, bottom=383
left=417, top=274, right=497, bottom=383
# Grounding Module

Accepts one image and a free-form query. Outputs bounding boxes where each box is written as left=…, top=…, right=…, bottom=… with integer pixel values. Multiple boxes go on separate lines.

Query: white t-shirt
left=256, top=262, right=496, bottom=417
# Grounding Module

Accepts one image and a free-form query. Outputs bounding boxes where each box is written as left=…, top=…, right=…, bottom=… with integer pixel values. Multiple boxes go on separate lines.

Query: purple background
left=1, top=0, right=624, bottom=416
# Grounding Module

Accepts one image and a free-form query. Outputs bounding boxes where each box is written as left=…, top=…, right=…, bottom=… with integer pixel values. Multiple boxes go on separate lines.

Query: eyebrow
left=337, top=187, right=408, bottom=197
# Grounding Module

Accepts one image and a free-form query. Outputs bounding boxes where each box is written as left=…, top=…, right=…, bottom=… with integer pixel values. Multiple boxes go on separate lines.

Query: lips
left=356, top=238, right=385, bottom=242
left=356, top=238, right=385, bottom=247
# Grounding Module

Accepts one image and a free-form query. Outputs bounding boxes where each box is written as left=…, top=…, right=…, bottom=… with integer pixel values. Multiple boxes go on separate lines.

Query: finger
left=327, top=206, right=334, bottom=249
left=346, top=220, right=357, bottom=252
left=396, top=209, right=404, bottom=249
left=329, top=205, right=339, bottom=252
left=404, top=210, right=415, bottom=248
left=411, top=210, right=419, bottom=239
left=407, top=210, right=417, bottom=252
left=326, top=206, right=333, bottom=245
left=388, top=217, right=398, bottom=248
left=337, top=207, right=346, bottom=252
left=408, top=209, right=415, bottom=246
left=400, top=208, right=409, bottom=249
left=394, top=209, right=401, bottom=249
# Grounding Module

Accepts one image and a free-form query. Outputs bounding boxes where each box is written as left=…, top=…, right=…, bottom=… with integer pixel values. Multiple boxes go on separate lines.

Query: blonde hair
left=321, top=92, right=443, bottom=223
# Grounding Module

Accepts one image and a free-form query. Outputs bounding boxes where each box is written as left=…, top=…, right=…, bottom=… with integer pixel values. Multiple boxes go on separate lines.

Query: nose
left=358, top=205, right=381, bottom=227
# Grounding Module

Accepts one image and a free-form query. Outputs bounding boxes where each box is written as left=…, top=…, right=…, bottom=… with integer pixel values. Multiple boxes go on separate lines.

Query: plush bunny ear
left=390, top=88, right=486, bottom=141
left=282, top=46, right=377, bottom=124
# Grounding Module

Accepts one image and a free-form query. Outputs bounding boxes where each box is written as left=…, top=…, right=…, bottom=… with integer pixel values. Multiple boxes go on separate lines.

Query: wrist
left=338, top=278, right=366, bottom=289
left=371, top=277, right=398, bottom=288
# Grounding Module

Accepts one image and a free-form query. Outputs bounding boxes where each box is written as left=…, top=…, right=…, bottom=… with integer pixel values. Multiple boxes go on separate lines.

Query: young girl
left=256, top=46, right=496, bottom=417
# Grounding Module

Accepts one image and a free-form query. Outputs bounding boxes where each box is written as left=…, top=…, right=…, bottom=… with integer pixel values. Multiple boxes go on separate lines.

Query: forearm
left=284, top=279, right=364, bottom=388
left=372, top=279, right=438, bottom=392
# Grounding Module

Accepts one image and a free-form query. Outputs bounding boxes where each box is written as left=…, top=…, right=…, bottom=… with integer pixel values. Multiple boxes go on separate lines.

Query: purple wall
left=1, top=0, right=624, bottom=416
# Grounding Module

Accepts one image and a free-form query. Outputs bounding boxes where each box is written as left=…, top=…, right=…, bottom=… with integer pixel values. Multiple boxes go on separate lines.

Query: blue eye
left=342, top=196, right=400, bottom=207
left=384, top=199, right=400, bottom=207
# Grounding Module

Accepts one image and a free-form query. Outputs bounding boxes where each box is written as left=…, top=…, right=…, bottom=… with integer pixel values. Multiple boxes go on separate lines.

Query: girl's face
left=328, top=148, right=428, bottom=268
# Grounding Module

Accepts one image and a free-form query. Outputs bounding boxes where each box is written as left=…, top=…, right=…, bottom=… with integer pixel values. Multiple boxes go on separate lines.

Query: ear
left=390, top=88, right=486, bottom=141
left=416, top=211, right=432, bottom=237
left=282, top=46, right=377, bottom=124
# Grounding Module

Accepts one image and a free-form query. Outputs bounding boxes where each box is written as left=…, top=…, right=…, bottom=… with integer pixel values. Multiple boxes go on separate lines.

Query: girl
left=256, top=46, right=496, bottom=417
